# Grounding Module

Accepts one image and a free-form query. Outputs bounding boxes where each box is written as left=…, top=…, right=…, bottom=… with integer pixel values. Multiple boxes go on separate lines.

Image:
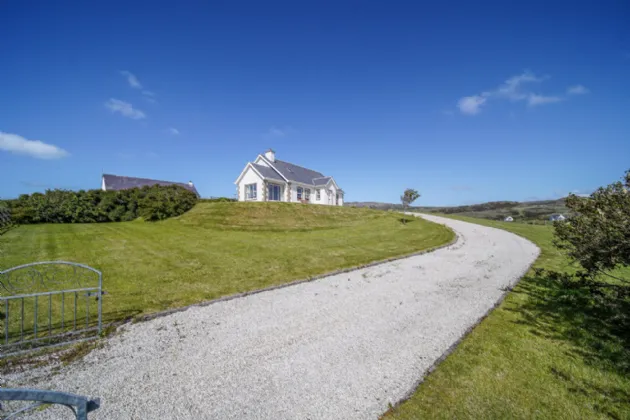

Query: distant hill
left=346, top=198, right=569, bottom=222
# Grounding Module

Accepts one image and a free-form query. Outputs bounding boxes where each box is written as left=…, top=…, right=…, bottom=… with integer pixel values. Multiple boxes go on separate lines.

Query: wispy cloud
left=0, top=131, right=69, bottom=159
left=456, top=71, right=582, bottom=115
left=104, top=98, right=146, bottom=120
left=457, top=95, right=487, bottom=115
left=567, top=85, right=589, bottom=95
left=265, top=126, right=296, bottom=138
left=168, top=127, right=180, bottom=135
left=142, top=90, right=157, bottom=103
left=119, top=70, right=142, bottom=89
left=528, top=94, right=563, bottom=106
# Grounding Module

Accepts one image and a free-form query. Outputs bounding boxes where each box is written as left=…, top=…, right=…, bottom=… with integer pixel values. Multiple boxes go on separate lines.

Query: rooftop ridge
left=274, top=159, right=324, bottom=175
left=103, top=173, right=190, bottom=186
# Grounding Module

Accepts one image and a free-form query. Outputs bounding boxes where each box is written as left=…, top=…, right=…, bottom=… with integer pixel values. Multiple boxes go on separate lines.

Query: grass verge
left=384, top=215, right=630, bottom=419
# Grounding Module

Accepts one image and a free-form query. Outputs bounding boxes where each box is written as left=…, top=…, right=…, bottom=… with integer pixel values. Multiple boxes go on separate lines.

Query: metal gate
left=0, top=261, right=102, bottom=357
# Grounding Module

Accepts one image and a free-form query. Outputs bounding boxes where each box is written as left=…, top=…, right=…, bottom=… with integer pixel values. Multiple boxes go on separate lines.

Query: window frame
left=305, top=188, right=311, bottom=201
left=316, top=189, right=321, bottom=201
left=297, top=186, right=303, bottom=200
left=267, top=183, right=281, bottom=201
left=245, top=183, right=257, bottom=200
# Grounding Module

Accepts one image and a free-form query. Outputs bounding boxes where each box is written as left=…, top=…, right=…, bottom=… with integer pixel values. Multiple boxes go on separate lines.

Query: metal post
left=74, top=292, right=77, bottom=330
left=61, top=292, right=65, bottom=331
left=48, top=294, right=52, bottom=337
left=4, top=299, right=8, bottom=345
left=34, top=295, right=38, bottom=339
left=20, top=298, right=24, bottom=341
left=97, top=272, right=102, bottom=334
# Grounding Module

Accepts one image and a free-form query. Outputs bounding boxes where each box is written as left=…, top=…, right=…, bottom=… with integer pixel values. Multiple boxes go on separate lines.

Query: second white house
left=235, top=149, right=344, bottom=205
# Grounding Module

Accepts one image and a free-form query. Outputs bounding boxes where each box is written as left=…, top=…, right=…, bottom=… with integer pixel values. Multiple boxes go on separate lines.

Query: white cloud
left=567, top=85, right=589, bottom=95
left=168, top=127, right=180, bottom=135
left=0, top=132, right=69, bottom=159
left=457, top=95, right=487, bottom=115
left=104, top=98, right=146, bottom=120
left=119, top=70, right=142, bottom=89
left=456, top=71, right=571, bottom=115
left=528, top=94, right=563, bottom=106
left=141, top=90, right=157, bottom=103
left=495, top=71, right=546, bottom=101
left=266, top=126, right=296, bottom=137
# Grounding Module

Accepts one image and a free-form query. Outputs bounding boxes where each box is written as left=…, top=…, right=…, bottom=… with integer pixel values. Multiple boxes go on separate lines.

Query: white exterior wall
left=254, top=156, right=270, bottom=167
left=237, top=166, right=265, bottom=202
left=287, top=183, right=342, bottom=206
left=327, top=184, right=338, bottom=206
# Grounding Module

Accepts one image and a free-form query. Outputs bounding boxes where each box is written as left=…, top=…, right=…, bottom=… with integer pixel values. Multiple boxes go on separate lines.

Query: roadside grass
left=0, top=202, right=453, bottom=342
left=384, top=215, right=630, bottom=419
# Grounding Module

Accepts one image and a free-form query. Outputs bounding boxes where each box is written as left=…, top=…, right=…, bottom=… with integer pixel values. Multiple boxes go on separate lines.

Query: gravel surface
left=7, top=215, right=539, bottom=419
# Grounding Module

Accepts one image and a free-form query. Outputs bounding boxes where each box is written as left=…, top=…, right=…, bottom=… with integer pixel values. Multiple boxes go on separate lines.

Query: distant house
left=101, top=174, right=199, bottom=196
left=504, top=216, right=514, bottom=222
left=549, top=214, right=566, bottom=222
left=235, top=149, right=344, bottom=205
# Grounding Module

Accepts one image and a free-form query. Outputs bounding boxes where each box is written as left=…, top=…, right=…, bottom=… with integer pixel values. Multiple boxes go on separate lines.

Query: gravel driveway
left=8, top=214, right=539, bottom=419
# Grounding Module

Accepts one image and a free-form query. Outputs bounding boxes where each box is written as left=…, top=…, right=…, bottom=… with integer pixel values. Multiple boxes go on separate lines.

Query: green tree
left=400, top=188, right=420, bottom=211
left=554, top=169, right=630, bottom=282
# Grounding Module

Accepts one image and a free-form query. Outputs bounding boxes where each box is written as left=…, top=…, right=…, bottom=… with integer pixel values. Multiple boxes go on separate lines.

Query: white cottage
left=235, top=149, right=344, bottom=206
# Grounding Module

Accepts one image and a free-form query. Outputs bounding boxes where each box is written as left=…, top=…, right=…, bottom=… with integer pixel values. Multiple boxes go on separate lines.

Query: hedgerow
left=4, top=185, right=198, bottom=224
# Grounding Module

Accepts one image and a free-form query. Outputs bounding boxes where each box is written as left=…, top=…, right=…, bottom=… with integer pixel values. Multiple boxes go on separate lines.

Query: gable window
left=305, top=188, right=311, bottom=201
left=297, top=187, right=303, bottom=200
left=245, top=183, right=257, bottom=200
left=268, top=184, right=281, bottom=201
left=316, top=189, right=321, bottom=201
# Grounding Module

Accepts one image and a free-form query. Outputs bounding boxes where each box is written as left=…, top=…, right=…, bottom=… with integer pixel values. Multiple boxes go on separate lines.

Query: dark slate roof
left=102, top=174, right=199, bottom=196
left=312, top=177, right=332, bottom=186
left=251, top=163, right=285, bottom=182
left=270, top=159, right=326, bottom=185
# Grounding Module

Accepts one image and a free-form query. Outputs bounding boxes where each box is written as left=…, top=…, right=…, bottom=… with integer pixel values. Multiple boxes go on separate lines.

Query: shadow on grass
left=398, top=218, right=416, bottom=225
left=509, top=270, right=630, bottom=416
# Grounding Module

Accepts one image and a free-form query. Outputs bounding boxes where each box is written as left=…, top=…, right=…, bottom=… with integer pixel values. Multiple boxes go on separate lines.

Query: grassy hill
left=0, top=202, right=453, bottom=329
left=347, top=198, right=569, bottom=222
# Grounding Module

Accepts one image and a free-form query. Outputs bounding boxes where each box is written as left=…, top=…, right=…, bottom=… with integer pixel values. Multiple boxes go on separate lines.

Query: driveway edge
left=382, top=215, right=541, bottom=417
left=137, top=222, right=458, bottom=323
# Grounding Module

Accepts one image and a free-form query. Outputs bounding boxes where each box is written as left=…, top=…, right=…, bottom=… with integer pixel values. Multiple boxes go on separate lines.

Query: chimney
left=264, top=148, right=275, bottom=162
left=188, top=181, right=194, bottom=187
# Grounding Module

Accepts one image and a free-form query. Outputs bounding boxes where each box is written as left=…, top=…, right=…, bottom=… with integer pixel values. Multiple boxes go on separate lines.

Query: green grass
left=0, top=202, right=453, bottom=336
left=384, top=215, right=630, bottom=419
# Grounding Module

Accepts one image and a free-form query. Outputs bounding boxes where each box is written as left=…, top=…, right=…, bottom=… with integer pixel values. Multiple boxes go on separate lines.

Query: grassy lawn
left=385, top=215, right=630, bottom=419
left=0, top=203, right=453, bottom=334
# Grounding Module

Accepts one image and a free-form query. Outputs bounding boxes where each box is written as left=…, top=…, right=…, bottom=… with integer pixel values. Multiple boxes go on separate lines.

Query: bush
left=554, top=169, right=630, bottom=280
left=6, top=185, right=198, bottom=224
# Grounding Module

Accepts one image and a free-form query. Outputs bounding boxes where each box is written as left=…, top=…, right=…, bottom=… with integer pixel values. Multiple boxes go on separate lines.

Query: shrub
left=554, top=169, right=630, bottom=281
left=6, top=185, right=198, bottom=224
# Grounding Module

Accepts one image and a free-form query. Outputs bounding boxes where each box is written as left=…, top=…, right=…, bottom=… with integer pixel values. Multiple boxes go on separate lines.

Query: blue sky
left=1, top=1, right=629, bottom=205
